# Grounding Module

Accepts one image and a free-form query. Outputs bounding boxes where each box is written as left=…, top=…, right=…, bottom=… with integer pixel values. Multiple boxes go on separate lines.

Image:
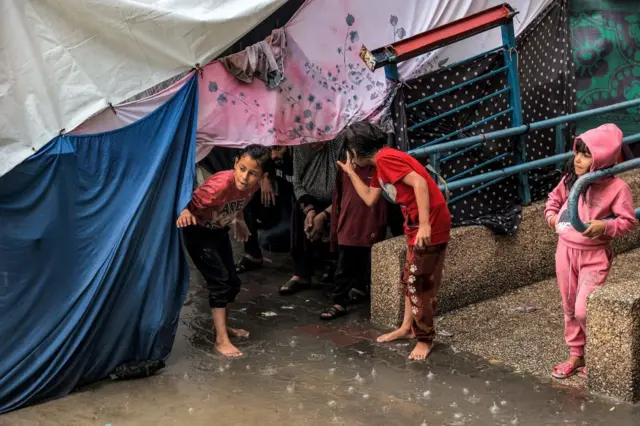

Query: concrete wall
left=371, top=170, right=640, bottom=329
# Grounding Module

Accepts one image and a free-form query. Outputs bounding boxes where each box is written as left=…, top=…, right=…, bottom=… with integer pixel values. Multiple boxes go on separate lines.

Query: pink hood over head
left=574, top=123, right=623, bottom=172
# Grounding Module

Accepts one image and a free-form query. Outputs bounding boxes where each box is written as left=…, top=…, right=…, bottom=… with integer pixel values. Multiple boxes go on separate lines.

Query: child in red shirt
left=314, top=159, right=387, bottom=320
left=177, top=145, right=272, bottom=358
left=337, top=122, right=451, bottom=360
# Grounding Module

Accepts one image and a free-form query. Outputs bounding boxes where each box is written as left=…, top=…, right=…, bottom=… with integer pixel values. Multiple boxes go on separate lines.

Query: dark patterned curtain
left=392, top=0, right=575, bottom=235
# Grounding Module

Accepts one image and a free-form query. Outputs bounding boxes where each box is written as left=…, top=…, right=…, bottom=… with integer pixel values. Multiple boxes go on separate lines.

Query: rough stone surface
left=371, top=170, right=640, bottom=330
left=370, top=236, right=406, bottom=328
left=588, top=250, right=640, bottom=403
left=436, top=248, right=640, bottom=403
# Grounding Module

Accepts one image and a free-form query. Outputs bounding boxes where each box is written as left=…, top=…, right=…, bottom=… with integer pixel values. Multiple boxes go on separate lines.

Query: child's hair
left=343, top=121, right=388, bottom=158
left=563, top=138, right=591, bottom=201
left=236, top=144, right=273, bottom=175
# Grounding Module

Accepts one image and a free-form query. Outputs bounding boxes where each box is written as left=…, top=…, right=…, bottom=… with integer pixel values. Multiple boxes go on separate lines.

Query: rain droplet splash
left=286, top=383, right=295, bottom=393
left=490, top=402, right=500, bottom=414
left=354, top=373, right=364, bottom=383
left=328, top=400, right=337, bottom=408
left=422, top=390, right=431, bottom=399
left=427, top=371, right=435, bottom=380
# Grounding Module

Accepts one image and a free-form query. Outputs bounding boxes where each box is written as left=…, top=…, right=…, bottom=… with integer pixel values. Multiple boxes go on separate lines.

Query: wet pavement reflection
left=3, top=252, right=640, bottom=425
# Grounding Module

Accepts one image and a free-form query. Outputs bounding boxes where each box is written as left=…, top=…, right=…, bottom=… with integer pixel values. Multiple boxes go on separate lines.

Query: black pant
left=290, top=200, right=332, bottom=279
left=332, top=245, right=372, bottom=306
left=182, top=225, right=240, bottom=308
left=244, top=190, right=293, bottom=258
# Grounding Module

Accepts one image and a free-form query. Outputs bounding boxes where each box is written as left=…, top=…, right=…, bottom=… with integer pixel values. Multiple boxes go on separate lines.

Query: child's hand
left=336, top=152, right=355, bottom=176
left=415, top=224, right=431, bottom=249
left=232, top=219, right=251, bottom=242
left=176, top=209, right=197, bottom=228
left=583, top=220, right=606, bottom=239
left=547, top=215, right=557, bottom=228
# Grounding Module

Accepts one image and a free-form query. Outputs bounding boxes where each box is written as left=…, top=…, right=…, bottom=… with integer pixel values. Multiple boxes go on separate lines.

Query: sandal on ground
left=236, top=256, right=263, bottom=274
left=551, top=362, right=584, bottom=379
left=279, top=278, right=310, bottom=295
left=319, top=305, right=348, bottom=320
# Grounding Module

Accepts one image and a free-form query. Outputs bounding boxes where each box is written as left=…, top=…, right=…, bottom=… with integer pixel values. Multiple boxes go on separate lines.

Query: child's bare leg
left=212, top=307, right=243, bottom=357
left=377, top=295, right=414, bottom=342
left=224, top=307, right=249, bottom=338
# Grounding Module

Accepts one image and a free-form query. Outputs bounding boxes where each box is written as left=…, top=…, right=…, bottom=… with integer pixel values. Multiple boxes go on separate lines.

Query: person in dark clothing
left=316, top=162, right=387, bottom=320
left=279, top=136, right=345, bottom=295
left=236, top=146, right=295, bottom=272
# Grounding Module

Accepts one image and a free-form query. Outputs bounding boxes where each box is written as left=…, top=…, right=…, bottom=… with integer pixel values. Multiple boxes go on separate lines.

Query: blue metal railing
left=435, top=132, right=640, bottom=195
left=403, top=98, right=640, bottom=205
left=402, top=17, right=529, bottom=204
left=568, top=159, right=640, bottom=233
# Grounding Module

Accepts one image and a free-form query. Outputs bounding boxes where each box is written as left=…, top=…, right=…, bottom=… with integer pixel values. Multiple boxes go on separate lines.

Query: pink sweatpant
left=555, top=241, right=613, bottom=357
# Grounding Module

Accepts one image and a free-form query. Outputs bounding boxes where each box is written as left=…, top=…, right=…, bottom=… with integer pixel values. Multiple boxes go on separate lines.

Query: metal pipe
left=447, top=152, right=510, bottom=182
left=568, top=158, right=640, bottom=233
left=441, top=142, right=483, bottom=163
left=406, top=66, right=508, bottom=109
left=438, top=133, right=640, bottom=193
left=416, top=108, right=513, bottom=150
left=411, top=98, right=640, bottom=158
left=409, top=87, right=511, bottom=132
left=448, top=176, right=508, bottom=204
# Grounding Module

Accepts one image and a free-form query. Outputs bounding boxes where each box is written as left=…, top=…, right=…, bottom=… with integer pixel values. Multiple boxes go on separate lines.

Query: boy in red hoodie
left=337, top=122, right=451, bottom=360
left=545, top=123, right=636, bottom=379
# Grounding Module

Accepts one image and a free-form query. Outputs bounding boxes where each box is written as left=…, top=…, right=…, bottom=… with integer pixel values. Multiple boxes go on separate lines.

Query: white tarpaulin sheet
left=0, top=0, right=553, bottom=177
left=0, top=0, right=287, bottom=177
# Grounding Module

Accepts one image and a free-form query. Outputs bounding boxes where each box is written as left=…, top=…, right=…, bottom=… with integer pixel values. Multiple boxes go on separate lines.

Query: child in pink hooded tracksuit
left=545, top=123, right=637, bottom=380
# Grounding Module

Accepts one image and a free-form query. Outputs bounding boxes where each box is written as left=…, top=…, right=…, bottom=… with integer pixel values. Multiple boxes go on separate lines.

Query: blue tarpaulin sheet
left=0, top=76, right=198, bottom=413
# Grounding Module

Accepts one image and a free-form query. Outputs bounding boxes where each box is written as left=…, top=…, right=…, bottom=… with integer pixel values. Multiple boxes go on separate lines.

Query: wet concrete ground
left=3, top=250, right=640, bottom=425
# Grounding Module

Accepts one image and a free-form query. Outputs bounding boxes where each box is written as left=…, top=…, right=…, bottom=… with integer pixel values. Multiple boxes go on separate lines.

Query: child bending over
left=337, top=122, right=451, bottom=360
left=545, top=124, right=636, bottom=379
left=177, top=145, right=272, bottom=357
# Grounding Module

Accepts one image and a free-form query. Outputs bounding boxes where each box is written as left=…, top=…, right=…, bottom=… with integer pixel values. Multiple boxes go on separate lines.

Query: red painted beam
left=360, top=3, right=517, bottom=71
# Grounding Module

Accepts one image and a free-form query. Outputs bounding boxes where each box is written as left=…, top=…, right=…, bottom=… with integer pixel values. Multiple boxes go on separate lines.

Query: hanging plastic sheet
left=60, top=0, right=553, bottom=164
left=195, top=0, right=553, bottom=157
left=0, top=76, right=198, bottom=413
left=0, top=0, right=286, bottom=177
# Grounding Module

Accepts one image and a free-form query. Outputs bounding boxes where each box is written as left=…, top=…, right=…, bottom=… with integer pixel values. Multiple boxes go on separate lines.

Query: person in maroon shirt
left=337, top=122, right=451, bottom=361
left=312, top=163, right=387, bottom=320
left=176, top=145, right=272, bottom=358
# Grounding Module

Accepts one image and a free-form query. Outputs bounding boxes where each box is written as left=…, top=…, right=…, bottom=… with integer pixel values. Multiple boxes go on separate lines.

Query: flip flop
left=279, top=278, right=310, bottom=295
left=551, top=362, right=584, bottom=379
left=319, top=306, right=348, bottom=320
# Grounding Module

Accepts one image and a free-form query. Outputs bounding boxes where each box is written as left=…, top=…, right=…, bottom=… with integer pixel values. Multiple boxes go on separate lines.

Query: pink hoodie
left=544, top=123, right=637, bottom=250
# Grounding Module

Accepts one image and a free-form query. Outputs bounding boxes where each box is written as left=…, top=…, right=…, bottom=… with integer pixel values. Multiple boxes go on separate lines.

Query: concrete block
left=588, top=250, right=640, bottom=402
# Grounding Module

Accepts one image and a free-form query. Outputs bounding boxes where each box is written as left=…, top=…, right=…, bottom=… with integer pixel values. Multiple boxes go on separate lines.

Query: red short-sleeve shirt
left=188, top=170, right=257, bottom=229
left=371, top=147, right=451, bottom=246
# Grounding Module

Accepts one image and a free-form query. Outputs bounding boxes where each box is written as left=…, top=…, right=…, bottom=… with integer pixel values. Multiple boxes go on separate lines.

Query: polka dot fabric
left=392, top=0, right=575, bottom=235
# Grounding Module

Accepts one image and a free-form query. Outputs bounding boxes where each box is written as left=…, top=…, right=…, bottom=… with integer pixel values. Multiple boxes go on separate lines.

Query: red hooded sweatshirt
left=544, top=123, right=637, bottom=250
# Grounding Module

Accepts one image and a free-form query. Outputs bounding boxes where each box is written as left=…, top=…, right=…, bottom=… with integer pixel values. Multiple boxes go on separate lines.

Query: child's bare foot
left=216, top=340, right=243, bottom=357
left=408, top=341, right=432, bottom=360
left=227, top=327, right=249, bottom=338
left=376, top=327, right=413, bottom=343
